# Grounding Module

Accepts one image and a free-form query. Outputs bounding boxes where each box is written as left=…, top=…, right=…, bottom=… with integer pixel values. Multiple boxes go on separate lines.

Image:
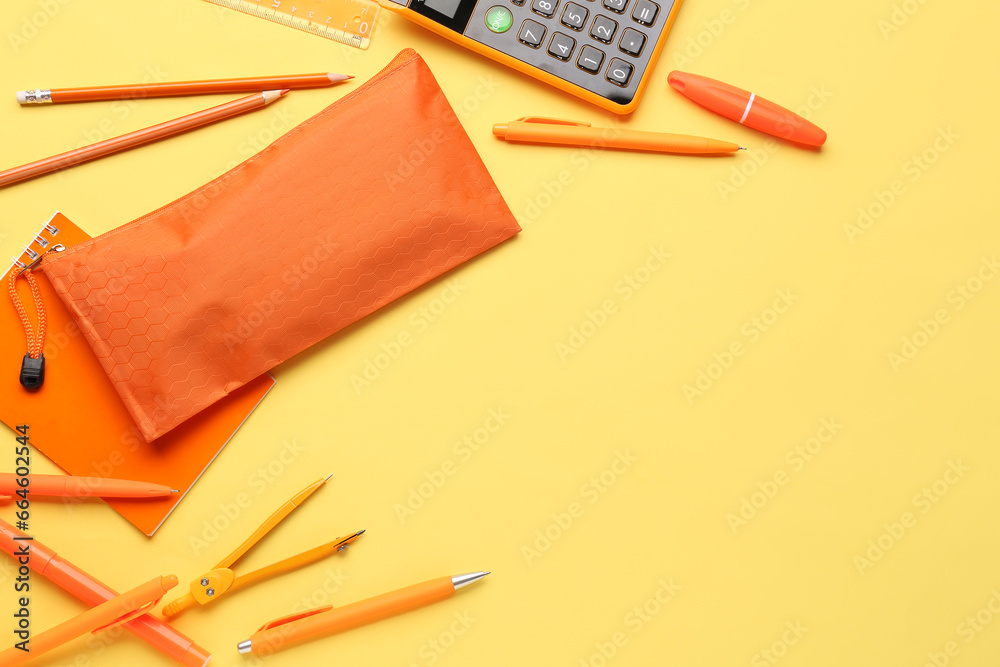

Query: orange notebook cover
left=1, top=212, right=274, bottom=535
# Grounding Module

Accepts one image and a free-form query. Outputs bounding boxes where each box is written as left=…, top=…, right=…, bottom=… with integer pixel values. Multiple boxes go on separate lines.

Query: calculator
left=377, top=0, right=682, bottom=113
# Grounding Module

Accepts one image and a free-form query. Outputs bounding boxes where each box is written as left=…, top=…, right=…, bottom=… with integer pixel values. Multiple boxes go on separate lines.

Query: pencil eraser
left=15, top=90, right=26, bottom=105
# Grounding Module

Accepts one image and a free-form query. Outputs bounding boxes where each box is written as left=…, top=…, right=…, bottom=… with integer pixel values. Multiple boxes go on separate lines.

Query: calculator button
left=518, top=20, right=546, bottom=47
left=531, top=0, right=558, bottom=17
left=590, top=15, right=617, bottom=43
left=605, top=58, right=633, bottom=86
left=485, top=6, right=514, bottom=32
left=602, top=0, right=626, bottom=13
left=618, top=27, right=644, bottom=55
left=577, top=45, right=605, bottom=73
left=547, top=32, right=577, bottom=60
left=560, top=3, right=589, bottom=30
left=631, top=0, right=657, bottom=25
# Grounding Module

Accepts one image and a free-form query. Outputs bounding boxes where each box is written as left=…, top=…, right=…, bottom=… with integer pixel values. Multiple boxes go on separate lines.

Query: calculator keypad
left=631, top=0, right=658, bottom=26
left=606, top=58, right=633, bottom=86
left=531, top=0, right=558, bottom=18
left=589, top=15, right=617, bottom=43
left=618, top=27, right=644, bottom=55
left=518, top=19, right=546, bottom=47
left=577, top=45, right=604, bottom=73
left=547, top=32, right=576, bottom=60
left=560, top=3, right=588, bottom=30
left=461, top=0, right=676, bottom=108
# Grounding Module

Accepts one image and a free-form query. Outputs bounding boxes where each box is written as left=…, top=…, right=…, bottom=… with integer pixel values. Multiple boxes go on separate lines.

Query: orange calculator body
left=377, top=0, right=682, bottom=113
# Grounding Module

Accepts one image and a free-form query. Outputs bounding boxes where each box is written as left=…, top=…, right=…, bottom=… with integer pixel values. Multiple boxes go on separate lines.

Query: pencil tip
left=170, top=489, right=180, bottom=493
left=280, top=88, right=291, bottom=96
left=327, top=73, right=353, bottom=83
left=324, top=473, right=334, bottom=482
left=738, top=146, right=747, bottom=150
left=356, top=529, right=366, bottom=536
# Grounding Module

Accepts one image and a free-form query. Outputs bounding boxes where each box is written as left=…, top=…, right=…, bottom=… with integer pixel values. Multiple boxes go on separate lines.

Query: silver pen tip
left=451, top=571, right=490, bottom=590
left=738, top=146, right=747, bottom=150
left=170, top=489, right=180, bottom=493
left=237, top=639, right=252, bottom=655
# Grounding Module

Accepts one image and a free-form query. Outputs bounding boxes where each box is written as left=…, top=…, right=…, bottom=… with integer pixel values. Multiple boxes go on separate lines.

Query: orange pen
left=0, top=473, right=177, bottom=500
left=493, top=117, right=743, bottom=155
left=238, top=572, right=489, bottom=655
left=0, top=575, right=177, bottom=666
left=16, top=72, right=351, bottom=105
left=667, top=71, right=828, bottom=147
left=0, top=519, right=210, bottom=666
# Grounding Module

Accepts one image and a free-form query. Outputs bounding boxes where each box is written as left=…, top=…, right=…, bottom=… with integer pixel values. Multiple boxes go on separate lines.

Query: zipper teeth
left=43, top=48, right=419, bottom=264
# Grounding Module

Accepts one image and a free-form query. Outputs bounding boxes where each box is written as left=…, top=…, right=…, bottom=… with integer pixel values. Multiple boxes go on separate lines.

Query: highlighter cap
left=668, top=71, right=751, bottom=124
left=668, top=70, right=828, bottom=147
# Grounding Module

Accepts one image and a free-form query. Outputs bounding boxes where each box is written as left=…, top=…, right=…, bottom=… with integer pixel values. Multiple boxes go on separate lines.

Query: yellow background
left=2, top=1, right=1000, bottom=666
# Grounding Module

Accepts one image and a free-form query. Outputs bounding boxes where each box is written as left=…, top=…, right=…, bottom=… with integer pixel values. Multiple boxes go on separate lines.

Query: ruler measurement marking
left=205, top=0, right=373, bottom=48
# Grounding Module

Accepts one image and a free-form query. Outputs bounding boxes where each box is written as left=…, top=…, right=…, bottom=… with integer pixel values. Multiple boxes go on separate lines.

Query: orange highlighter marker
left=0, top=519, right=211, bottom=666
left=667, top=71, right=827, bottom=147
left=0, top=575, right=177, bottom=666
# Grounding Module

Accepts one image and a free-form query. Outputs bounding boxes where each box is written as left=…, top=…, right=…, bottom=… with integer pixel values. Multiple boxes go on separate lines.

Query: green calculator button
left=486, top=6, right=513, bottom=33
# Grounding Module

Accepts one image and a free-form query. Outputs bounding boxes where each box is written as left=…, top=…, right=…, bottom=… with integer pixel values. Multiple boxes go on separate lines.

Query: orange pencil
left=238, top=572, right=489, bottom=655
left=0, top=473, right=177, bottom=500
left=0, top=89, right=288, bottom=188
left=16, top=73, right=350, bottom=105
left=0, top=575, right=178, bottom=666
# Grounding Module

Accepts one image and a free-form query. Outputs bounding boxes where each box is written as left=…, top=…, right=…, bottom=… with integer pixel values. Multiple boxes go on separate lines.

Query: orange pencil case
left=39, top=49, right=521, bottom=442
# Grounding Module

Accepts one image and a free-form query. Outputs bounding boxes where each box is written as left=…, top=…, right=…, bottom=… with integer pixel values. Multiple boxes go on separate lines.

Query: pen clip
left=516, top=116, right=592, bottom=127
left=90, top=597, right=163, bottom=634
left=257, top=605, right=333, bottom=632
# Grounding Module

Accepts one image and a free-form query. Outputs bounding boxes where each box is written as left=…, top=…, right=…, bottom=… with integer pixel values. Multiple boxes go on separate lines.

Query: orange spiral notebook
left=1, top=212, right=274, bottom=535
